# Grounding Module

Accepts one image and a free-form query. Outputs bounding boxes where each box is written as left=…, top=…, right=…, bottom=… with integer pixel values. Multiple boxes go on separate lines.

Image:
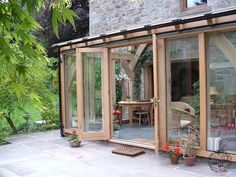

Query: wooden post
left=199, top=33, right=207, bottom=151
left=60, top=54, right=66, bottom=129
left=76, top=48, right=84, bottom=138
left=153, top=34, right=159, bottom=154
left=157, top=37, right=167, bottom=150
left=103, top=48, right=111, bottom=139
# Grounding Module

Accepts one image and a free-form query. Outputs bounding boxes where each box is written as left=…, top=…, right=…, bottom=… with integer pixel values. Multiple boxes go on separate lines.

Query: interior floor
left=113, top=123, right=155, bottom=145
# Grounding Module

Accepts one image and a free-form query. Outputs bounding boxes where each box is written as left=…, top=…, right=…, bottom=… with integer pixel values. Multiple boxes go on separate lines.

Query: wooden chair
left=135, top=107, right=150, bottom=127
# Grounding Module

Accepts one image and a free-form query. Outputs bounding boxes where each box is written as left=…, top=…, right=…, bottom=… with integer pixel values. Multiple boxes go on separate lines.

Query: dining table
left=118, top=100, right=153, bottom=128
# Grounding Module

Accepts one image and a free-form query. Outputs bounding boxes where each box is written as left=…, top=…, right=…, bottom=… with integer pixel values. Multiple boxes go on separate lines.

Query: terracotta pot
left=183, top=155, right=196, bottom=166
left=169, top=155, right=179, bottom=165
left=69, top=141, right=81, bottom=147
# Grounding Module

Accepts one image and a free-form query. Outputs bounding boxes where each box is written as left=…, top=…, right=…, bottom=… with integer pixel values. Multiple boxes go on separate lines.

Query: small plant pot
left=113, top=131, right=119, bottom=138
left=69, top=141, right=81, bottom=147
left=183, top=155, right=196, bottom=166
left=169, top=155, right=179, bottom=164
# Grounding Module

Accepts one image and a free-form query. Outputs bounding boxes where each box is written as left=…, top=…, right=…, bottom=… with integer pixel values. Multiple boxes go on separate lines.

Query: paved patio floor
left=0, top=130, right=235, bottom=177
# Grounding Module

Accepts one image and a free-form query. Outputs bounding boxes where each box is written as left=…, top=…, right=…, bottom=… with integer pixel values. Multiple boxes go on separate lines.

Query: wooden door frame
left=76, top=48, right=110, bottom=140
left=152, top=34, right=160, bottom=154
left=60, top=52, right=79, bottom=134
left=108, top=42, right=158, bottom=150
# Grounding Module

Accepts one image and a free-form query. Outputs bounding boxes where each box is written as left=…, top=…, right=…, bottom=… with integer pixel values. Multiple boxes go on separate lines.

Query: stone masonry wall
left=89, top=0, right=236, bottom=36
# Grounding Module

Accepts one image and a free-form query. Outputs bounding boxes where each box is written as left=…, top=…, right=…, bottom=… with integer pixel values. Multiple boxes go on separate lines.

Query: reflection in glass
left=64, top=53, right=77, bottom=129
left=187, top=0, right=207, bottom=8
left=207, top=31, right=236, bottom=153
left=82, top=53, right=103, bottom=132
left=166, top=36, right=200, bottom=144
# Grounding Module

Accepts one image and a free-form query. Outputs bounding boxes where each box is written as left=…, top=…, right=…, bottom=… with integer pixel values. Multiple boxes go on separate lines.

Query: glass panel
left=82, top=52, right=103, bottom=132
left=64, top=53, right=77, bottom=129
left=166, top=36, right=200, bottom=145
left=111, top=44, right=155, bottom=145
left=186, top=0, right=207, bottom=8
left=207, top=31, right=236, bottom=153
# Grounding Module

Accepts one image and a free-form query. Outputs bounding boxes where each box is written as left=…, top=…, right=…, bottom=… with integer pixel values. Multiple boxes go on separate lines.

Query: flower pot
left=169, top=155, right=179, bottom=164
left=183, top=155, right=195, bottom=166
left=113, top=131, right=119, bottom=138
left=69, top=141, right=81, bottom=147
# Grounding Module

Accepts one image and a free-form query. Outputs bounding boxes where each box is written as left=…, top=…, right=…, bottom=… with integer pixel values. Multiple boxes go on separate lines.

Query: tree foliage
left=37, top=0, right=89, bottom=56
left=0, top=0, right=79, bottom=134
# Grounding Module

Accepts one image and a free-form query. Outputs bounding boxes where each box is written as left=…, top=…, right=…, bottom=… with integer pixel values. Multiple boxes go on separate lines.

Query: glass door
left=63, top=52, right=78, bottom=130
left=76, top=48, right=110, bottom=140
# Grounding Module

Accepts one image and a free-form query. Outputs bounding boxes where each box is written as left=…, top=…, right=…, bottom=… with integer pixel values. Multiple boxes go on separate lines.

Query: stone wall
left=89, top=0, right=236, bottom=36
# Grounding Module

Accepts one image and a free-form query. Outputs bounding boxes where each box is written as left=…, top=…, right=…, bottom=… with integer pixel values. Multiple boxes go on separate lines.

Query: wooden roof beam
left=111, top=52, right=137, bottom=61
left=120, top=60, right=134, bottom=78
left=210, top=32, right=236, bottom=69
left=132, top=44, right=148, bottom=68
left=204, top=13, right=216, bottom=25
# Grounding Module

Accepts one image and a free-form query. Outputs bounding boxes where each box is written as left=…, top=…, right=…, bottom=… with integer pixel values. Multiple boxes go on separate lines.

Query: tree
left=36, top=0, right=89, bottom=57
left=0, top=0, right=78, bottom=133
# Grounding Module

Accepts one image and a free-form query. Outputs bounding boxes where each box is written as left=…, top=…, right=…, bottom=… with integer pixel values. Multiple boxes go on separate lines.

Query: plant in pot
left=164, top=143, right=182, bottom=164
left=179, top=134, right=199, bottom=166
left=113, top=121, right=120, bottom=138
left=68, top=130, right=81, bottom=147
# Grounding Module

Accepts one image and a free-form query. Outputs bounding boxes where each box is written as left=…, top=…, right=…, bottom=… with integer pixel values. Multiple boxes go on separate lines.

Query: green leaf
left=10, top=83, right=27, bottom=98
left=52, top=10, right=59, bottom=38
left=64, top=8, right=79, bottom=29
left=16, top=65, right=27, bottom=76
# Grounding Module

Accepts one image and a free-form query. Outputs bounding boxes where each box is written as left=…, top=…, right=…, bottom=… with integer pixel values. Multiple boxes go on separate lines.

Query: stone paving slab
left=0, top=130, right=235, bottom=177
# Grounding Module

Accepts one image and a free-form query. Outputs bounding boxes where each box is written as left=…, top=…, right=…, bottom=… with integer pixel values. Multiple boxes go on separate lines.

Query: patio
left=0, top=130, right=235, bottom=177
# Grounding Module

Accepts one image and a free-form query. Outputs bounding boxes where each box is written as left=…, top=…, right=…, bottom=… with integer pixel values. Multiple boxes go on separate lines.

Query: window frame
left=182, top=0, right=208, bottom=12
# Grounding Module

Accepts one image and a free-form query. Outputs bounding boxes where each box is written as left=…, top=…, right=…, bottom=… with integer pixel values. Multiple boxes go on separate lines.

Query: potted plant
left=164, top=143, right=182, bottom=164
left=113, top=122, right=120, bottom=137
left=179, top=134, right=199, bottom=166
left=68, top=130, right=81, bottom=147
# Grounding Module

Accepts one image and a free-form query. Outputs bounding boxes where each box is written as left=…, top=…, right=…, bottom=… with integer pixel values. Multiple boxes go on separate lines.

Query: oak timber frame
left=59, top=11, right=236, bottom=161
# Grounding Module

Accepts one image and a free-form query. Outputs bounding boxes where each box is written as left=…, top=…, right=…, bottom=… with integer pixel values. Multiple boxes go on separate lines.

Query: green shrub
left=40, top=101, right=59, bottom=127
left=17, top=122, right=30, bottom=133
left=0, top=131, right=8, bottom=144
left=39, top=124, right=54, bottom=131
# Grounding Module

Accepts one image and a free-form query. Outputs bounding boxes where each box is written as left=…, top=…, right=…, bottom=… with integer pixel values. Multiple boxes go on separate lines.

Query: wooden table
left=118, top=101, right=153, bottom=128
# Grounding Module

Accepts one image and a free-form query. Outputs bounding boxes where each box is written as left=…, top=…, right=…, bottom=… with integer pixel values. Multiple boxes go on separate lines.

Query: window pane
left=82, top=52, right=103, bottom=132
left=166, top=36, right=200, bottom=145
left=207, top=31, right=236, bottom=153
left=64, top=53, right=77, bottom=129
left=187, top=0, right=207, bottom=8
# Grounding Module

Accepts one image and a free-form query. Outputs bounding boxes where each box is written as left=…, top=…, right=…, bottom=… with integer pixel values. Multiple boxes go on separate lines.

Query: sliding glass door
left=166, top=36, right=200, bottom=145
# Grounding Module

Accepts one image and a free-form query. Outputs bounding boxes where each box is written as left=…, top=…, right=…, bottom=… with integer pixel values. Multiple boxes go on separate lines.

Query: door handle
left=151, top=97, right=160, bottom=108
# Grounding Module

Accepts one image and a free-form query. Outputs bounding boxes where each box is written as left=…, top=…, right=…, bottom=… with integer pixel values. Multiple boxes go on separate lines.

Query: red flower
left=72, top=130, right=77, bottom=135
left=174, top=147, right=180, bottom=154
left=164, top=144, right=169, bottom=151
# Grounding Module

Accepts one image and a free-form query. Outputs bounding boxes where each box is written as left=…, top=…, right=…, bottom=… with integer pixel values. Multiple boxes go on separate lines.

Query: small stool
left=135, top=111, right=150, bottom=127
left=112, top=110, right=122, bottom=126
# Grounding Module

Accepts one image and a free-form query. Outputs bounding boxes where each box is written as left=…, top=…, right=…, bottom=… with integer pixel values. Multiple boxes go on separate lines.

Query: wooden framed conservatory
left=53, top=7, right=236, bottom=161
